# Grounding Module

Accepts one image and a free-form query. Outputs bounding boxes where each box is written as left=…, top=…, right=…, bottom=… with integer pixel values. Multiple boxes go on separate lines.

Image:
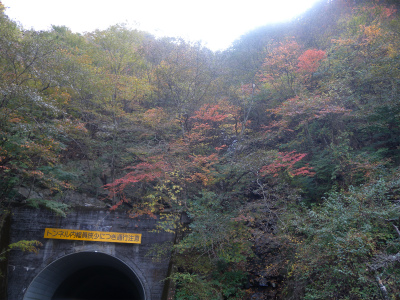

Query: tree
left=284, top=175, right=400, bottom=299
left=258, top=38, right=302, bottom=100
left=150, top=39, right=217, bottom=134
left=84, top=25, right=152, bottom=191
left=0, top=10, right=84, bottom=204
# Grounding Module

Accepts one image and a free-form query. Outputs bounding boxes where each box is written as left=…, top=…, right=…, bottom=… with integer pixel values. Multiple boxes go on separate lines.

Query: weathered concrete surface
left=7, top=207, right=175, bottom=300
left=0, top=211, right=11, bottom=299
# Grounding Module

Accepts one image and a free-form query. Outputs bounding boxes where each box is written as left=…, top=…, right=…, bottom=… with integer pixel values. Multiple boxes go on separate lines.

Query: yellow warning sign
left=44, top=228, right=141, bottom=244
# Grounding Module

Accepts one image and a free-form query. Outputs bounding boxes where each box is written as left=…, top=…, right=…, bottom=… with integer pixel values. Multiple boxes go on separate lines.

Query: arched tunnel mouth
left=52, top=265, right=141, bottom=300
left=24, top=252, right=146, bottom=300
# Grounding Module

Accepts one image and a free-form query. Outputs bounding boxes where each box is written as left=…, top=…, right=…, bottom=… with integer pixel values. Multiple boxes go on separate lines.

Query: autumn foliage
left=260, top=151, right=314, bottom=177
left=297, top=49, right=326, bottom=73
left=3, top=0, right=400, bottom=299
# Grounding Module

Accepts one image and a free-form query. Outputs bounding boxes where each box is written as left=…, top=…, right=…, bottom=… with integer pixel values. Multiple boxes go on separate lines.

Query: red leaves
left=106, top=102, right=240, bottom=211
left=297, top=49, right=326, bottom=74
left=105, top=158, right=170, bottom=198
left=260, top=151, right=314, bottom=177
left=257, top=39, right=326, bottom=95
left=190, top=104, right=230, bottom=123
left=186, top=102, right=241, bottom=147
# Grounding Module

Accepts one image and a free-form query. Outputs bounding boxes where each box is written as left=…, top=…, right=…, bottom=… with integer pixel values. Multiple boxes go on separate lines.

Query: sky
left=1, top=0, right=321, bottom=51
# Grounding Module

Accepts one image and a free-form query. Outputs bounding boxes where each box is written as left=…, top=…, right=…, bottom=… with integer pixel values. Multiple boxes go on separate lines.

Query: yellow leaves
left=387, top=44, right=398, bottom=58
left=119, top=75, right=154, bottom=103
left=360, top=24, right=382, bottom=44
left=263, top=263, right=280, bottom=277
left=332, top=3, right=397, bottom=63
left=8, top=240, right=43, bottom=254
left=331, top=37, right=357, bottom=47
left=147, top=178, right=183, bottom=208
left=287, top=261, right=309, bottom=278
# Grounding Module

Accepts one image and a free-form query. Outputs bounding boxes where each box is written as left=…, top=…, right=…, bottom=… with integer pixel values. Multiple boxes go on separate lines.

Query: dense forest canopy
left=1, top=0, right=400, bottom=299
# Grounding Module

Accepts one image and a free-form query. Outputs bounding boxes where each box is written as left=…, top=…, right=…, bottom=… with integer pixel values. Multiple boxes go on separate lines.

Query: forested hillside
left=2, top=0, right=400, bottom=298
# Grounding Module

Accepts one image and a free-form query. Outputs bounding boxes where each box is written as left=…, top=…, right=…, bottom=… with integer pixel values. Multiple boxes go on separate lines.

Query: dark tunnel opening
left=52, top=265, right=141, bottom=300
left=23, top=252, right=146, bottom=300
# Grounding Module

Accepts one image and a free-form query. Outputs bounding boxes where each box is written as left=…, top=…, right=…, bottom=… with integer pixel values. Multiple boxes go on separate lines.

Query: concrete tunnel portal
left=23, top=252, right=146, bottom=300
left=8, top=208, right=174, bottom=299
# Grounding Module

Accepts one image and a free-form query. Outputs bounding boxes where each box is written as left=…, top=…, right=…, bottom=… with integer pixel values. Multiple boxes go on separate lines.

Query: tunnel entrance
left=52, top=266, right=141, bottom=299
left=23, top=252, right=146, bottom=300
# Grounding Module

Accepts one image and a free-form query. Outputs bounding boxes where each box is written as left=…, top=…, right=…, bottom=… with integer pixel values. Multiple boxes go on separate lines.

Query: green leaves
left=26, top=198, right=70, bottom=217
left=285, top=175, right=400, bottom=299
left=5, top=240, right=42, bottom=254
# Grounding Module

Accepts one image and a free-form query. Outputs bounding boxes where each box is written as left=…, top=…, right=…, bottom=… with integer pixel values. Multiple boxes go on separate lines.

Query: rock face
left=16, top=187, right=107, bottom=208
left=7, top=206, right=175, bottom=300
left=57, top=190, right=107, bottom=207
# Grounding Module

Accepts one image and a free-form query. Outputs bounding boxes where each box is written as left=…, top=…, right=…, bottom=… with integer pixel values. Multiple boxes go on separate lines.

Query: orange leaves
left=1, top=110, right=25, bottom=124
left=186, top=153, right=219, bottom=186
left=8, top=117, right=22, bottom=123
left=74, top=122, right=87, bottom=133
left=332, top=3, right=396, bottom=57
left=22, top=169, right=44, bottom=179
left=260, top=151, right=314, bottom=178
left=262, top=38, right=301, bottom=72
left=258, top=38, right=326, bottom=95
left=0, top=150, right=9, bottom=170
left=214, top=145, right=227, bottom=152
left=107, top=103, right=237, bottom=210
left=142, top=107, right=168, bottom=125
left=190, top=104, right=230, bottom=123
left=189, top=153, right=218, bottom=166
left=258, top=38, right=302, bottom=86
left=187, top=172, right=210, bottom=186
left=142, top=107, right=178, bottom=134
left=297, top=49, right=326, bottom=74
left=360, top=24, right=382, bottom=43
left=356, top=3, right=397, bottom=21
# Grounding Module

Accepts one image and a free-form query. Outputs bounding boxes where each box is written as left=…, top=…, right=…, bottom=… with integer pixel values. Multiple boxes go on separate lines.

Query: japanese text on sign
left=44, top=228, right=141, bottom=244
